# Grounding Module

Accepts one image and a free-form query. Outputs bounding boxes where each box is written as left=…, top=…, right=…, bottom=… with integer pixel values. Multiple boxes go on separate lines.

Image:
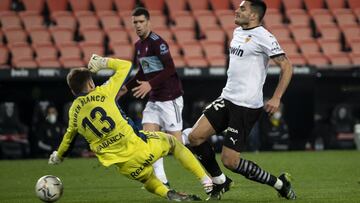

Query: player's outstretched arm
left=87, top=54, right=109, bottom=73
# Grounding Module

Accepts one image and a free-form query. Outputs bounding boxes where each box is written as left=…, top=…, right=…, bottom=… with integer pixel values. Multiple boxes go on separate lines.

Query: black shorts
left=204, top=97, right=262, bottom=152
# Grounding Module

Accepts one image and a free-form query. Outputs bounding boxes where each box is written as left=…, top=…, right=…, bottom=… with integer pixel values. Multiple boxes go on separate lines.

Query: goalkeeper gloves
left=48, top=151, right=62, bottom=165
left=88, top=54, right=109, bottom=73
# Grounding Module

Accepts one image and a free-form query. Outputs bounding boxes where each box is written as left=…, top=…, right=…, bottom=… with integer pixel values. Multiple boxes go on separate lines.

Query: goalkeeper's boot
left=277, top=173, right=296, bottom=200
left=206, top=176, right=234, bottom=200
left=167, top=190, right=202, bottom=201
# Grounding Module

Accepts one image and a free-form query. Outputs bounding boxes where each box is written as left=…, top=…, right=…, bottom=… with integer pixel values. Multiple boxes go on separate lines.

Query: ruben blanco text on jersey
left=229, top=45, right=244, bottom=57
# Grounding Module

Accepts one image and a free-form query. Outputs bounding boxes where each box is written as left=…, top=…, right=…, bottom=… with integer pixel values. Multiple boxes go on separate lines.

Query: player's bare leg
left=143, top=123, right=169, bottom=186
left=188, top=115, right=233, bottom=200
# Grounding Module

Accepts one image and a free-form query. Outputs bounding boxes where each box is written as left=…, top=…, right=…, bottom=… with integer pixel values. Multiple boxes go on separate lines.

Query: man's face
left=235, top=1, right=253, bottom=26
left=132, top=15, right=150, bottom=39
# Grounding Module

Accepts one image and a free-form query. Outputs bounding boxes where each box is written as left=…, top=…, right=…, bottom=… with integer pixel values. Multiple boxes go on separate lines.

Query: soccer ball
left=35, top=175, right=63, bottom=202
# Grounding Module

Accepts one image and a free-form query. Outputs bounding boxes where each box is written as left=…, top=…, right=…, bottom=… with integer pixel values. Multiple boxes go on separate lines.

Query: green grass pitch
left=1, top=150, right=360, bottom=203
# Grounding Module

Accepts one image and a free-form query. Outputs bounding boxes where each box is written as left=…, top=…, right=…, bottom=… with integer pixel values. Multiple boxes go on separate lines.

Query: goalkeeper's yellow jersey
left=57, top=59, right=147, bottom=167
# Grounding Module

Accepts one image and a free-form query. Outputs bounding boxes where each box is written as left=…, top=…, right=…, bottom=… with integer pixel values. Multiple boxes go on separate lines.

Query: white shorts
left=142, top=96, right=183, bottom=132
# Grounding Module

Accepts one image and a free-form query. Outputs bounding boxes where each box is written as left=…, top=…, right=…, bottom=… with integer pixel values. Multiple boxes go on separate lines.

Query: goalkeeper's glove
left=48, top=151, right=62, bottom=165
left=88, top=54, right=109, bottom=73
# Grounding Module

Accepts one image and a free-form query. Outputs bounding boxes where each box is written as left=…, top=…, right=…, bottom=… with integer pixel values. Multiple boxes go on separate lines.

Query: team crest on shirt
left=245, top=35, right=252, bottom=43
left=160, top=43, right=169, bottom=55
left=137, top=50, right=140, bottom=55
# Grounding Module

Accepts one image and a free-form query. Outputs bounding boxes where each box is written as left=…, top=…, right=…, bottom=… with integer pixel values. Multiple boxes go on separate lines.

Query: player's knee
left=221, top=153, right=238, bottom=170
left=188, top=132, right=203, bottom=146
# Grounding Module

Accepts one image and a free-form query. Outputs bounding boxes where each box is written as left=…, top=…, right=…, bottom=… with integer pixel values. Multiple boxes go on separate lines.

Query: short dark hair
left=247, top=0, right=267, bottom=22
left=132, top=7, right=150, bottom=20
left=66, top=68, right=92, bottom=95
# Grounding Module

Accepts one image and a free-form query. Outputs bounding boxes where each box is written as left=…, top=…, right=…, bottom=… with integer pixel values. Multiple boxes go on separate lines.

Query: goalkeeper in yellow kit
left=48, top=54, right=214, bottom=201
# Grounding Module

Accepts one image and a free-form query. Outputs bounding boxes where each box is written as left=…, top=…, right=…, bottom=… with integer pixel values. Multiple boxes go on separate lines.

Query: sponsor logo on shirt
left=130, top=153, right=155, bottom=178
left=159, top=43, right=169, bottom=55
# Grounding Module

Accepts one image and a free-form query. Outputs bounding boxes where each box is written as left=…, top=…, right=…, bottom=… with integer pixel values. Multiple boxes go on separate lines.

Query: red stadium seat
left=304, top=0, right=324, bottom=11
left=263, top=11, right=283, bottom=28
left=297, top=39, right=321, bottom=55
left=341, top=25, right=360, bottom=48
left=282, top=0, right=303, bottom=11
left=181, top=42, right=204, bottom=58
left=0, top=0, right=11, bottom=11
left=50, top=27, right=75, bottom=45
left=60, top=57, right=85, bottom=68
left=171, top=14, right=196, bottom=30
left=155, top=28, right=174, bottom=43
left=111, top=43, right=134, bottom=61
left=167, top=42, right=181, bottom=57
left=91, top=0, right=113, bottom=12
left=348, top=38, right=360, bottom=53
left=172, top=56, right=186, bottom=68
left=289, top=26, right=313, bottom=41
left=81, top=28, right=105, bottom=44
left=349, top=53, right=360, bottom=65
left=0, top=12, right=22, bottom=29
left=51, top=11, right=77, bottom=30
left=303, top=53, right=329, bottom=67
left=28, top=28, right=52, bottom=45
left=188, top=0, right=209, bottom=11
left=207, top=56, right=226, bottom=67
left=13, top=58, right=38, bottom=68
left=98, top=12, right=123, bottom=31
left=287, top=54, right=307, bottom=66
left=120, top=11, right=134, bottom=29
left=318, top=39, right=342, bottom=54
left=218, top=13, right=237, bottom=30
left=22, top=0, right=45, bottom=13
left=201, top=28, right=226, bottom=44
left=196, top=13, right=220, bottom=32
left=348, top=0, right=360, bottom=12
left=3, top=28, right=28, bottom=45
left=142, top=0, right=165, bottom=11
left=184, top=56, right=209, bottom=68
left=166, top=0, right=187, bottom=20
left=127, top=29, right=139, bottom=43
left=114, top=0, right=136, bottom=12
left=333, top=9, right=357, bottom=27
left=172, top=28, right=197, bottom=44
left=326, top=53, right=351, bottom=66
left=58, top=43, right=82, bottom=60
left=37, top=58, right=62, bottom=68
left=269, top=26, right=292, bottom=41
left=209, top=0, right=231, bottom=10
left=34, top=44, right=58, bottom=60
left=311, top=10, right=336, bottom=30
left=325, top=0, right=346, bottom=12
left=230, top=0, right=241, bottom=9
left=47, top=0, right=68, bottom=13
left=201, top=42, right=225, bottom=58
left=20, top=13, right=44, bottom=30
left=76, top=12, right=100, bottom=31
left=317, top=25, right=341, bottom=40
left=69, top=0, right=91, bottom=11
left=280, top=40, right=299, bottom=55
left=0, top=45, right=9, bottom=66
left=9, top=43, right=34, bottom=62
left=150, top=15, right=167, bottom=29
left=80, top=42, right=105, bottom=62
left=287, top=9, right=311, bottom=27
left=264, top=0, right=282, bottom=10
left=106, top=28, right=130, bottom=44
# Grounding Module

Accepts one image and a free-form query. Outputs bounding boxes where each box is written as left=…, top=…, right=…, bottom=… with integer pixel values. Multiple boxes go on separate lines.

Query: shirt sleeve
left=57, top=105, right=78, bottom=158
left=259, top=33, right=285, bottom=58
left=148, top=40, right=176, bottom=88
left=98, top=58, right=132, bottom=99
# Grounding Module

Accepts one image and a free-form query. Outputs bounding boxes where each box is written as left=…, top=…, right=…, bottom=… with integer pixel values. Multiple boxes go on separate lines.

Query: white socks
left=181, top=128, right=191, bottom=145
left=212, top=173, right=226, bottom=185
left=153, top=158, right=168, bottom=184
left=274, top=178, right=283, bottom=190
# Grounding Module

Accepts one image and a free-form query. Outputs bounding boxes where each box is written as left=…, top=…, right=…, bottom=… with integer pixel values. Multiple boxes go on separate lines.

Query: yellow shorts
left=115, top=131, right=174, bottom=182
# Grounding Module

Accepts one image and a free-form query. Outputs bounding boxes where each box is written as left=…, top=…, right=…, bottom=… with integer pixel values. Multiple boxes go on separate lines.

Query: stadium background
left=0, top=0, right=359, bottom=158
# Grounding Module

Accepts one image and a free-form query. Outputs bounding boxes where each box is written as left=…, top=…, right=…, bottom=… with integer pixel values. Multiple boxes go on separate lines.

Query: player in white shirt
left=185, top=0, right=296, bottom=200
